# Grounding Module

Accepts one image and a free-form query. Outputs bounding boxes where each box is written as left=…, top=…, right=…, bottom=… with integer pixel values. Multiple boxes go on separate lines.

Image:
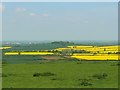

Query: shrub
left=2, top=73, right=16, bottom=77
left=33, top=72, right=41, bottom=77
left=51, top=78, right=57, bottom=80
left=2, top=61, right=8, bottom=64
left=41, top=72, right=55, bottom=76
left=1, top=73, right=8, bottom=77
left=77, top=62, right=82, bottom=64
left=79, top=79, right=92, bottom=86
left=92, top=73, right=108, bottom=79
left=116, top=63, right=120, bottom=66
left=33, top=72, right=55, bottom=77
left=39, top=62, right=44, bottom=64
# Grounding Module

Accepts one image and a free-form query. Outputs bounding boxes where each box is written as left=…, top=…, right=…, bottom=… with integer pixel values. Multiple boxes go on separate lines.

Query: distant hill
left=51, top=41, right=74, bottom=45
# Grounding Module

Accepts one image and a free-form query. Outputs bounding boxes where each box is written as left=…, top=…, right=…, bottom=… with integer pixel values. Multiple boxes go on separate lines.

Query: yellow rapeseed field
left=67, top=45, right=119, bottom=52
left=67, top=46, right=93, bottom=48
left=55, top=48, right=71, bottom=51
left=57, top=45, right=119, bottom=60
left=5, top=52, right=54, bottom=55
left=71, top=55, right=119, bottom=60
left=5, top=52, right=19, bottom=55
left=20, top=52, right=54, bottom=55
left=0, top=46, right=12, bottom=50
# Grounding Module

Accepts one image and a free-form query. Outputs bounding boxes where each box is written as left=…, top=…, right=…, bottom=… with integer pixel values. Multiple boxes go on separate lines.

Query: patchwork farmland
left=1, top=41, right=119, bottom=88
left=3, top=45, right=119, bottom=60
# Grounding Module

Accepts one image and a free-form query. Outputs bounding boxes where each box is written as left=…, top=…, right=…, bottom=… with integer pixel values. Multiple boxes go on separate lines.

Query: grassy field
left=2, top=61, right=118, bottom=88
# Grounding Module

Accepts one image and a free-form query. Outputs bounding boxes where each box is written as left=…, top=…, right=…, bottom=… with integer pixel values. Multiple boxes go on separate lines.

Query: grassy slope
left=2, top=61, right=118, bottom=88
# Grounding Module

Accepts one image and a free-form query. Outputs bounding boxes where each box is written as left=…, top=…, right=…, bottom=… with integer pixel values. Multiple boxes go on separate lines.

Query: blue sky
left=1, top=2, right=118, bottom=41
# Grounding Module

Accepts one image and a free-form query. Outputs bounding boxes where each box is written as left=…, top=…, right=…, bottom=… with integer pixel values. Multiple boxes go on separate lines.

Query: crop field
left=1, top=42, right=119, bottom=88
left=3, top=45, right=119, bottom=60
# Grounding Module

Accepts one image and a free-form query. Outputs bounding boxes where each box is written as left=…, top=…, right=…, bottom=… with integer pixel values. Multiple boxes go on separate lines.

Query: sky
left=1, top=2, right=118, bottom=41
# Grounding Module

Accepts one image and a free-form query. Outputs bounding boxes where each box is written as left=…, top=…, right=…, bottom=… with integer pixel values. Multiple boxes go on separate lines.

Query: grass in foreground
left=2, top=61, right=118, bottom=88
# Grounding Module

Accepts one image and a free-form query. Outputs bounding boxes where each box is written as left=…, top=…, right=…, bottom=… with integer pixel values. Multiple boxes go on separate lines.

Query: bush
left=79, top=79, right=92, bottom=86
left=41, top=72, right=55, bottom=76
left=92, top=73, right=108, bottom=79
left=2, top=73, right=16, bottom=77
left=39, top=62, right=44, bottom=64
left=33, top=72, right=55, bottom=77
left=33, top=72, right=41, bottom=77
left=111, top=62, right=120, bottom=66
left=77, top=62, right=82, bottom=64
left=116, top=63, right=120, bottom=66
left=2, top=61, right=8, bottom=64
left=51, top=78, right=57, bottom=80
left=2, top=74, right=8, bottom=77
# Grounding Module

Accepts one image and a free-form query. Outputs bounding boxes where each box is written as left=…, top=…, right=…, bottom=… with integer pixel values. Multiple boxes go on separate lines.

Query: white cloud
left=16, top=7, right=27, bottom=12
left=29, top=13, right=37, bottom=16
left=0, top=4, right=4, bottom=12
left=29, top=13, right=49, bottom=17
left=42, top=14, right=48, bottom=17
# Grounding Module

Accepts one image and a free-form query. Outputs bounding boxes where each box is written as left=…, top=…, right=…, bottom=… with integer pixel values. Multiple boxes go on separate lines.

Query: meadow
left=2, top=61, right=119, bottom=88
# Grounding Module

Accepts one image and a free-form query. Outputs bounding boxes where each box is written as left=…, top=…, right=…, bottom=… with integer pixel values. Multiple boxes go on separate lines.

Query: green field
left=2, top=61, right=118, bottom=88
